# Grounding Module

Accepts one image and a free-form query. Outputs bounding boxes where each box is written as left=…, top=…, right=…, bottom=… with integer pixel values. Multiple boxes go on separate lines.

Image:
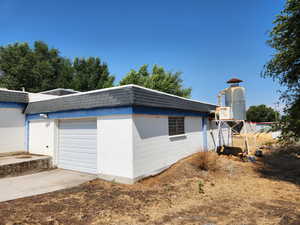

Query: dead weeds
left=0, top=150, right=299, bottom=225
left=257, top=146, right=300, bottom=185
left=194, top=151, right=220, bottom=171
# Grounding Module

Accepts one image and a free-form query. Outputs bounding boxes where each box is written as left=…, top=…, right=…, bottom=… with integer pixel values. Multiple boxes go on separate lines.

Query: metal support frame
left=213, top=119, right=256, bottom=154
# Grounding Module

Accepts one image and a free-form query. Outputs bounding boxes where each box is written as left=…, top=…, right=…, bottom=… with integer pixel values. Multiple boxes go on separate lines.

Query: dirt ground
left=0, top=147, right=300, bottom=225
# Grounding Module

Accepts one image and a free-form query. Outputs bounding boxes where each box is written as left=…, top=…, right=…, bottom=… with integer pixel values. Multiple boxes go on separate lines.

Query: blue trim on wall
left=26, top=105, right=210, bottom=121
left=26, top=106, right=134, bottom=121
left=0, top=102, right=26, bottom=109
left=132, top=106, right=209, bottom=117
left=202, top=117, right=208, bottom=151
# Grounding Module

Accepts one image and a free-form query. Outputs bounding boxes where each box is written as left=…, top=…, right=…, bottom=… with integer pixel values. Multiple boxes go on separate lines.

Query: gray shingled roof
left=131, top=86, right=216, bottom=112
left=0, top=90, right=28, bottom=103
left=25, top=85, right=216, bottom=114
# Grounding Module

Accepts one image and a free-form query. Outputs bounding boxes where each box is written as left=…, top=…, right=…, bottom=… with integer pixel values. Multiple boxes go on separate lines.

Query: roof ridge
left=30, top=85, right=135, bottom=103
left=130, top=84, right=216, bottom=106
left=26, top=84, right=216, bottom=106
left=0, top=89, right=28, bottom=94
left=39, top=88, right=79, bottom=93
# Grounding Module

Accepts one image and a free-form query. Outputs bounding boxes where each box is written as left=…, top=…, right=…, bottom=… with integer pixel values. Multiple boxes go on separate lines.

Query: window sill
left=169, top=134, right=187, bottom=139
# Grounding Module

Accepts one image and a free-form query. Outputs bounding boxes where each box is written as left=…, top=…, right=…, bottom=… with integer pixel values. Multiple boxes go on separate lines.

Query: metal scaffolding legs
left=213, top=120, right=251, bottom=154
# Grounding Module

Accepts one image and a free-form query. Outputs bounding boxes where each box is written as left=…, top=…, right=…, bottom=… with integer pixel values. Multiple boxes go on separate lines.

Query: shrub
left=197, top=152, right=219, bottom=171
left=198, top=179, right=204, bottom=193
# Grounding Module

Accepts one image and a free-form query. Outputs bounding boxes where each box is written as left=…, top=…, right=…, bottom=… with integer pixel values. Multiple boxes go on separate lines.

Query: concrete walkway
left=0, top=169, right=96, bottom=202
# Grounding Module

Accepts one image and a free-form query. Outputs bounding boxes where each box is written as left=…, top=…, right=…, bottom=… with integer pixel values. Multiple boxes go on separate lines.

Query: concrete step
left=0, top=154, right=53, bottom=178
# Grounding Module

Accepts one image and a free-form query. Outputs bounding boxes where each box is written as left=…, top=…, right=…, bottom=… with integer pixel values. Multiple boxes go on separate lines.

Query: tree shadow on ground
left=256, top=145, right=300, bottom=186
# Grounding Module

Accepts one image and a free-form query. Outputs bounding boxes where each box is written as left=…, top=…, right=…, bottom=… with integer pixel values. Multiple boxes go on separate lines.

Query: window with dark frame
left=168, top=116, right=185, bottom=136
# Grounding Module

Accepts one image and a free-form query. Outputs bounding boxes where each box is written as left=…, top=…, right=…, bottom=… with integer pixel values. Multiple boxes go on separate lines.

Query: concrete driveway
left=0, top=169, right=96, bottom=202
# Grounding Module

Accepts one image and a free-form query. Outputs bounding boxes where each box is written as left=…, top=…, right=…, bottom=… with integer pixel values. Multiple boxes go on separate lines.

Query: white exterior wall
left=26, top=113, right=214, bottom=184
left=132, top=115, right=204, bottom=179
left=207, top=121, right=217, bottom=150
left=97, top=115, right=133, bottom=181
left=0, top=108, right=25, bottom=153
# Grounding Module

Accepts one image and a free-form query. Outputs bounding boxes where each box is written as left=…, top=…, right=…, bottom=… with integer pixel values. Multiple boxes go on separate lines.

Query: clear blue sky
left=0, top=0, right=285, bottom=109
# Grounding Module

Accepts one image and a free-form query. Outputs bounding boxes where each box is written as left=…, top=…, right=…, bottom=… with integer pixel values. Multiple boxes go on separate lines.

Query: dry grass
left=258, top=146, right=300, bottom=185
left=195, top=151, right=220, bottom=171
left=0, top=150, right=299, bottom=225
left=232, top=133, right=278, bottom=154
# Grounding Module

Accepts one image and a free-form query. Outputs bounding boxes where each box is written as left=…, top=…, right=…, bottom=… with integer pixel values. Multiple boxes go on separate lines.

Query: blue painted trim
left=132, top=106, right=209, bottom=117
left=26, top=105, right=210, bottom=121
left=202, top=117, right=208, bottom=151
left=0, top=102, right=26, bottom=109
left=26, top=106, right=133, bottom=121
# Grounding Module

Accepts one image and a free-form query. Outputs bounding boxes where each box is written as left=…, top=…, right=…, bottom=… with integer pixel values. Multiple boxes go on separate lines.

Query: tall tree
left=0, top=41, right=73, bottom=92
left=72, top=57, right=114, bottom=91
left=262, top=0, right=300, bottom=142
left=246, top=105, right=280, bottom=122
left=120, top=64, right=191, bottom=98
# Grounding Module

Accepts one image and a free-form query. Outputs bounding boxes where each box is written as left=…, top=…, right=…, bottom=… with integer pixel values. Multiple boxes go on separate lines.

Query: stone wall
left=0, top=157, right=53, bottom=178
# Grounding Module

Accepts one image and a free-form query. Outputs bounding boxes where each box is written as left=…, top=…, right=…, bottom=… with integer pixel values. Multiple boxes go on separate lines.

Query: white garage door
left=58, top=119, right=97, bottom=174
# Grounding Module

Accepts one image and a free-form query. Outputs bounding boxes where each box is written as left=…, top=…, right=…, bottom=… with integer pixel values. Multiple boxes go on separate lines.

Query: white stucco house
left=0, top=85, right=219, bottom=184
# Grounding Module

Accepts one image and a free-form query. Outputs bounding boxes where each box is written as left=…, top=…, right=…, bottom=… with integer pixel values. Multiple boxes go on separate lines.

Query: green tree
left=278, top=99, right=300, bottom=144
left=71, top=57, right=114, bottom=91
left=246, top=105, right=280, bottom=122
left=262, top=0, right=300, bottom=142
left=120, top=64, right=191, bottom=98
left=0, top=41, right=73, bottom=92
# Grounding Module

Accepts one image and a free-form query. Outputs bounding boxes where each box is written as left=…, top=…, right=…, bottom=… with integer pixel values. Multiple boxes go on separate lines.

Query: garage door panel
left=61, top=130, right=96, bottom=135
left=60, top=123, right=96, bottom=127
left=60, top=134, right=96, bottom=138
left=59, top=151, right=96, bottom=159
left=59, top=141, right=97, bottom=147
left=58, top=119, right=97, bottom=174
left=59, top=143, right=96, bottom=148
left=58, top=161, right=97, bottom=171
left=59, top=121, right=96, bottom=128
left=59, top=164, right=96, bottom=172
left=59, top=133, right=96, bottom=138
left=59, top=130, right=96, bottom=135
left=60, top=135, right=96, bottom=144
left=60, top=134, right=96, bottom=140
left=59, top=155, right=97, bottom=165
left=58, top=146, right=97, bottom=152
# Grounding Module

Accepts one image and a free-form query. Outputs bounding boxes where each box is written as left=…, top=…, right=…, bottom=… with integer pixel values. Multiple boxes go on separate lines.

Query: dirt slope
left=0, top=150, right=299, bottom=225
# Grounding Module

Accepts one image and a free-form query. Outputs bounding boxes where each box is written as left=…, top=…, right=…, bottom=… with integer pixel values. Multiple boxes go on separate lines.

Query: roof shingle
left=0, top=90, right=28, bottom=103
left=24, top=85, right=217, bottom=114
